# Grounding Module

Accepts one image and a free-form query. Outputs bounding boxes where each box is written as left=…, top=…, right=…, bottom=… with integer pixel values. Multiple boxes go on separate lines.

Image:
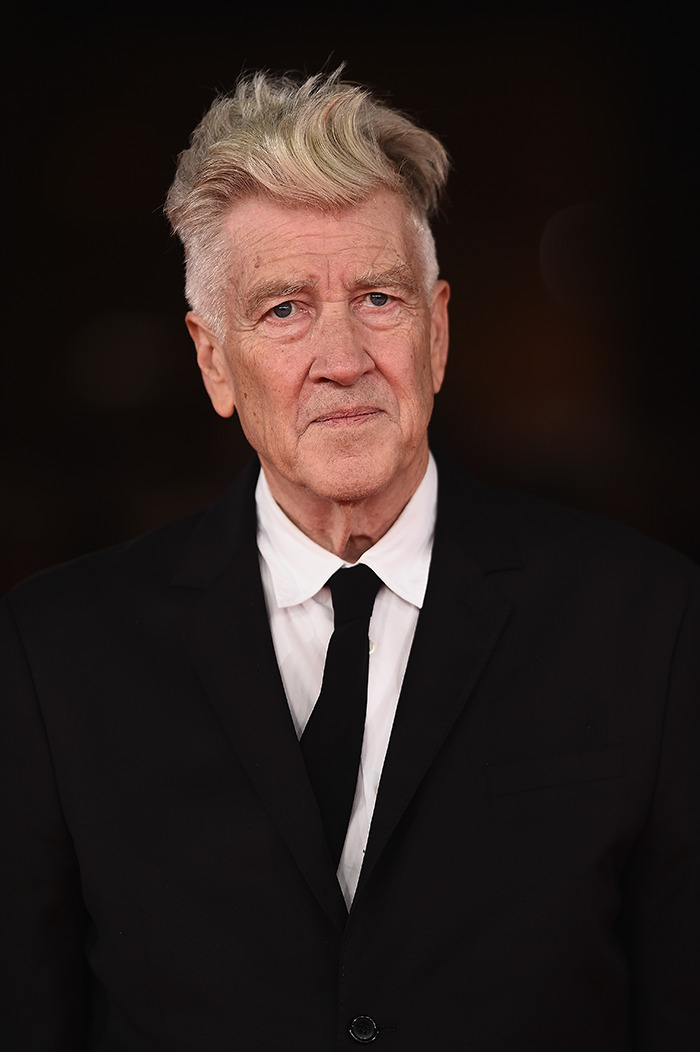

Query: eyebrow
left=242, top=262, right=421, bottom=320
left=243, top=278, right=319, bottom=320
left=351, top=263, right=421, bottom=296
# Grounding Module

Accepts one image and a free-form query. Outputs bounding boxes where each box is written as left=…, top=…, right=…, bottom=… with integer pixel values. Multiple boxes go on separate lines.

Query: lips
left=311, top=406, right=381, bottom=425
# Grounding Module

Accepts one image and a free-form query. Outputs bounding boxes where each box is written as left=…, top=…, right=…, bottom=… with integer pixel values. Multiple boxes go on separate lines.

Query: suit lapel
left=174, top=462, right=347, bottom=931
left=171, top=453, right=519, bottom=923
left=355, top=454, right=518, bottom=899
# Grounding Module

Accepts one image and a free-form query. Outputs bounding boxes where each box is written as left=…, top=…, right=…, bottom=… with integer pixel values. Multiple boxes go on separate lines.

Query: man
left=2, top=69, right=698, bottom=1050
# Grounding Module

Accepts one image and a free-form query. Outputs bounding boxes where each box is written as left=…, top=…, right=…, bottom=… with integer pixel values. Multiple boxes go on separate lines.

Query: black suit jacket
left=2, top=452, right=699, bottom=1050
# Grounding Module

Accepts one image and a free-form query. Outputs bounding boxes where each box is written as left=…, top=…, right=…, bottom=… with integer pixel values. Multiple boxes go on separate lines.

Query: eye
left=271, top=301, right=296, bottom=319
left=367, top=292, right=389, bottom=307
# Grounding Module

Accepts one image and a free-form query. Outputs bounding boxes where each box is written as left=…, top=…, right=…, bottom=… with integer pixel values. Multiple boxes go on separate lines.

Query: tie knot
left=327, top=565, right=382, bottom=627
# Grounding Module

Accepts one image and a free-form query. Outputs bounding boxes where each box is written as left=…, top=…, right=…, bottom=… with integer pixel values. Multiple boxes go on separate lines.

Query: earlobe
left=430, top=280, right=450, bottom=394
left=185, top=312, right=236, bottom=418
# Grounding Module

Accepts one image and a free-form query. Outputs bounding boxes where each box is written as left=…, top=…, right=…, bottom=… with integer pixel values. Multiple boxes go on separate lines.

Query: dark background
left=3, top=1, right=698, bottom=593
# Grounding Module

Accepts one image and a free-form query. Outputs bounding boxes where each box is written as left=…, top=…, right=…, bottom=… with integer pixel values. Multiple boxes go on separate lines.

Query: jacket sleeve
left=0, top=595, right=89, bottom=1051
left=621, top=570, right=700, bottom=1049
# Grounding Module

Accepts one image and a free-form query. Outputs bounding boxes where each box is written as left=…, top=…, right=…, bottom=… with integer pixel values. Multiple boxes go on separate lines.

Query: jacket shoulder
left=5, top=459, right=261, bottom=619
left=2, top=508, right=211, bottom=647
left=435, top=447, right=700, bottom=592
left=485, top=481, right=698, bottom=579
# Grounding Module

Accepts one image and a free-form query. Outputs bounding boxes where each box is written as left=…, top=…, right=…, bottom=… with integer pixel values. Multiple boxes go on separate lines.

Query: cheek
left=402, top=340, right=437, bottom=402
left=235, top=361, right=302, bottom=433
left=404, top=353, right=439, bottom=426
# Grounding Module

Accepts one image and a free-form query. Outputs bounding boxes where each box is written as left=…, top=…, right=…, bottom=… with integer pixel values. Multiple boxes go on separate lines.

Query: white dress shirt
left=256, top=454, right=437, bottom=906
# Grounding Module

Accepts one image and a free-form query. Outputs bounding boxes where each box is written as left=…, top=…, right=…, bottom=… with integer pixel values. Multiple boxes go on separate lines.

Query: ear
left=185, top=312, right=236, bottom=418
left=429, top=280, right=450, bottom=394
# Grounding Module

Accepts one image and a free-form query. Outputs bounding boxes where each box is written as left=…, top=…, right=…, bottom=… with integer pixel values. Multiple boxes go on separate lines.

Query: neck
left=262, top=454, right=429, bottom=562
left=293, top=502, right=396, bottom=563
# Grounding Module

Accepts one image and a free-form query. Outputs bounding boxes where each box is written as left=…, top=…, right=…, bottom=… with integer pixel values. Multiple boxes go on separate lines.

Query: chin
left=302, top=457, right=398, bottom=506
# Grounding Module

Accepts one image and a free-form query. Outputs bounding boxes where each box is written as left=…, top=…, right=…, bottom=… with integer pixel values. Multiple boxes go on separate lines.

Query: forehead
left=222, top=191, right=419, bottom=287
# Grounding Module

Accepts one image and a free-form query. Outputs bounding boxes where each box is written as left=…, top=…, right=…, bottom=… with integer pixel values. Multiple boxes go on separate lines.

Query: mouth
left=311, top=406, right=382, bottom=426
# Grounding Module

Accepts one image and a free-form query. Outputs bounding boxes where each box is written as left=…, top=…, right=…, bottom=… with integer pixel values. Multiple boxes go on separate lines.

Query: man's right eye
left=271, top=301, right=295, bottom=319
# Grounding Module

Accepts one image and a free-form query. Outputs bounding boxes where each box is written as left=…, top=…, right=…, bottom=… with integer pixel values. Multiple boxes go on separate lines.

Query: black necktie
left=301, top=565, right=382, bottom=868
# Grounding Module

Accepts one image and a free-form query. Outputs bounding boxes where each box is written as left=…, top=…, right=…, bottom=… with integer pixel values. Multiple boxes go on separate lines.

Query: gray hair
left=165, top=68, right=450, bottom=338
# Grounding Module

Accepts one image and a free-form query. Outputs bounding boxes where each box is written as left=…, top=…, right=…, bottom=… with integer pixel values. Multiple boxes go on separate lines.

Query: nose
left=308, top=304, right=374, bottom=386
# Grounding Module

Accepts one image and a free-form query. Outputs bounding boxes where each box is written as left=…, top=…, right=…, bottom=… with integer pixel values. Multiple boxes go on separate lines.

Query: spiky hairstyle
left=165, top=69, right=450, bottom=336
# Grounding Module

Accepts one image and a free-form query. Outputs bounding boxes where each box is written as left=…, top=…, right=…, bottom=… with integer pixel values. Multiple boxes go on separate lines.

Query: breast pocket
left=486, top=743, right=624, bottom=796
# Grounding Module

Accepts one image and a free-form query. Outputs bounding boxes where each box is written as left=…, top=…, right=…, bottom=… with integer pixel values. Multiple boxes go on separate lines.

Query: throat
left=280, top=498, right=396, bottom=561
left=338, top=532, right=377, bottom=564
left=260, top=454, right=428, bottom=560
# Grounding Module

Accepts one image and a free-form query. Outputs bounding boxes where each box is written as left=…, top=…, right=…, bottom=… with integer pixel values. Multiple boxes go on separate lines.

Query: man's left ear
left=429, top=280, right=450, bottom=394
left=185, top=312, right=236, bottom=418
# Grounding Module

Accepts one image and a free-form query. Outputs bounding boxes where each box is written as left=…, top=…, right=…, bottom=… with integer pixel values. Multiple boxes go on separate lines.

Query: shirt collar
left=256, top=453, right=437, bottom=611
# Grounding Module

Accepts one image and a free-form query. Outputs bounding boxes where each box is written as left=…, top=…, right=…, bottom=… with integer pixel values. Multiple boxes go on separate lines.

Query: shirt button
left=349, top=1015, right=379, bottom=1043
left=368, top=639, right=376, bottom=654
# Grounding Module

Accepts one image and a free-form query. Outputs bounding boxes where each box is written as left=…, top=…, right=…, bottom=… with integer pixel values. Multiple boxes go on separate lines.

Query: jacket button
left=349, top=1015, right=379, bottom=1043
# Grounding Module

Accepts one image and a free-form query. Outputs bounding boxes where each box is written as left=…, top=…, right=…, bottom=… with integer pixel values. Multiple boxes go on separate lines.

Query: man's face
left=188, top=190, right=449, bottom=520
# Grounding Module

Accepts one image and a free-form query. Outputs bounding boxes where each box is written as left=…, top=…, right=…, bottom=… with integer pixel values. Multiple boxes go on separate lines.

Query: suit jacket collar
left=173, top=458, right=349, bottom=930
left=172, top=450, right=519, bottom=929
left=354, top=448, right=519, bottom=901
